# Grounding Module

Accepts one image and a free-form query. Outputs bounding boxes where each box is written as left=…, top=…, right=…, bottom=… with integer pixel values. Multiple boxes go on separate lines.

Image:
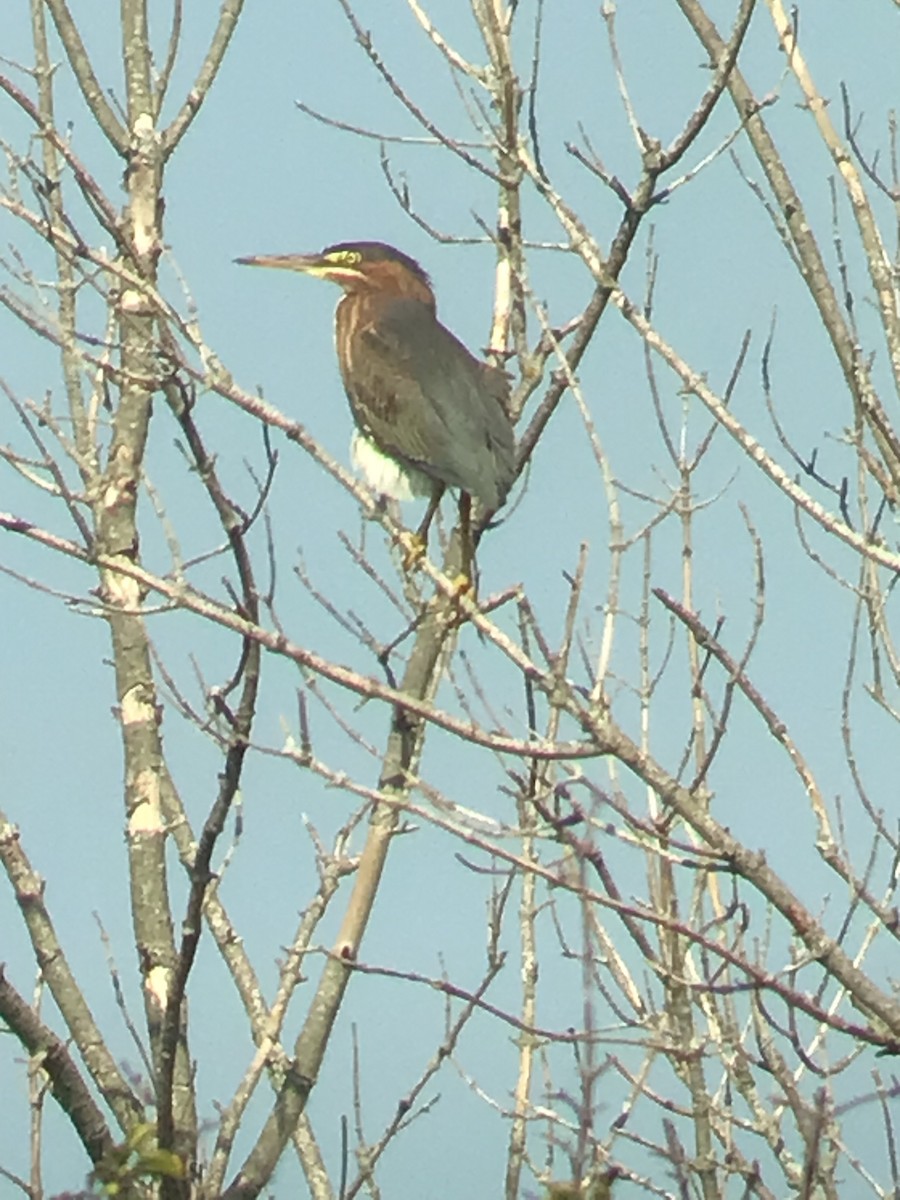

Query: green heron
left=237, top=241, right=516, bottom=565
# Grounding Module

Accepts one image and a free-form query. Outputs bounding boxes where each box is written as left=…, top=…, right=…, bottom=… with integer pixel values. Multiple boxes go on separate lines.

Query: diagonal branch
left=0, top=809, right=145, bottom=1130
left=0, top=968, right=115, bottom=1166
left=42, top=0, right=127, bottom=151
left=163, top=0, right=246, bottom=156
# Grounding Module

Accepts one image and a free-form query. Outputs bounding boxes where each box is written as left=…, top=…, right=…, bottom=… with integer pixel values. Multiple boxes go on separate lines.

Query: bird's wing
left=352, top=298, right=515, bottom=507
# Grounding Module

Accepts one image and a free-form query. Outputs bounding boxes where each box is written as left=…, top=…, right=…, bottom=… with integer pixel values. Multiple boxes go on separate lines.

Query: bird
left=236, top=241, right=516, bottom=570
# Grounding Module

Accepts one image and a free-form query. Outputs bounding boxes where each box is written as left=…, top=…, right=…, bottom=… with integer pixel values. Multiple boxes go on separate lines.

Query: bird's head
left=236, top=241, right=434, bottom=305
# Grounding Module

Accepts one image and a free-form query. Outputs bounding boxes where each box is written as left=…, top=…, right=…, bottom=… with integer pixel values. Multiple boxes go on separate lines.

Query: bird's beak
left=234, top=253, right=329, bottom=276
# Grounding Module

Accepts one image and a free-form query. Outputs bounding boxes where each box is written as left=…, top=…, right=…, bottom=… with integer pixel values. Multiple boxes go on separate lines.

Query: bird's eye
left=329, top=250, right=361, bottom=266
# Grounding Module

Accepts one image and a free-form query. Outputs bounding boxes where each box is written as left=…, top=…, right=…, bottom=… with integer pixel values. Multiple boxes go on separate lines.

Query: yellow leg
left=446, top=492, right=477, bottom=622
left=396, top=486, right=443, bottom=573
left=458, top=492, right=473, bottom=584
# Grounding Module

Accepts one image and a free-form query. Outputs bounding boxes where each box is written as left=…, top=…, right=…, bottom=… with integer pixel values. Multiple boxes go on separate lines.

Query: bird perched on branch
left=236, top=241, right=516, bottom=568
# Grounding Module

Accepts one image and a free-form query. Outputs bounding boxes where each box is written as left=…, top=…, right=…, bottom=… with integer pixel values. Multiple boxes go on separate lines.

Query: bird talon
left=396, top=529, right=426, bottom=573
left=448, top=572, right=477, bottom=625
left=451, top=572, right=475, bottom=600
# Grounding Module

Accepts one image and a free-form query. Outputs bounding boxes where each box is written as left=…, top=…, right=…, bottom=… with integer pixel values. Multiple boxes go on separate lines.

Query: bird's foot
left=395, top=528, right=427, bottom=573
left=447, top=572, right=477, bottom=626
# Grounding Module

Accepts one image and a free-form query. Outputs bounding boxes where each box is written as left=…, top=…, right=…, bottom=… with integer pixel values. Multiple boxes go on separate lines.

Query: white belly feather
left=350, top=430, right=434, bottom=500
